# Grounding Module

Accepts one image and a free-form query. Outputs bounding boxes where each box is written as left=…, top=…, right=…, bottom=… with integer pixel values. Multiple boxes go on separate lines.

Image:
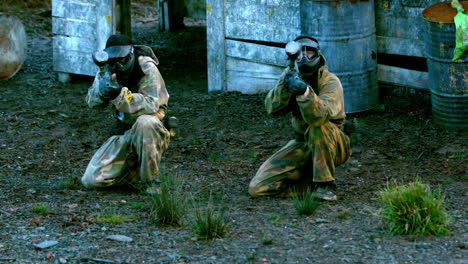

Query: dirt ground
left=0, top=2, right=467, bottom=264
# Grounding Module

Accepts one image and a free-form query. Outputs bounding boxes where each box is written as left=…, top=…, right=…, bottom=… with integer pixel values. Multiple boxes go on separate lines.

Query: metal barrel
left=423, top=1, right=468, bottom=129
left=299, top=0, right=378, bottom=113
left=0, top=13, right=27, bottom=80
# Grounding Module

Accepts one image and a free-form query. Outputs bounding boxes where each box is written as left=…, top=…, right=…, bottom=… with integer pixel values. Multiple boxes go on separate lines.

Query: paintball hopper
left=92, top=51, right=109, bottom=68
left=285, top=41, right=302, bottom=71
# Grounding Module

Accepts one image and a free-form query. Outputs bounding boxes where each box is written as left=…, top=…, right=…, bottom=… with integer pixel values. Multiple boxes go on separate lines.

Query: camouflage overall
left=81, top=52, right=170, bottom=188
left=249, top=59, right=352, bottom=197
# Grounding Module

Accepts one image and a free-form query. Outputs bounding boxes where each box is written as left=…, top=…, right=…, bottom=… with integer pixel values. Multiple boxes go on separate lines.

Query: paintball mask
left=104, top=34, right=135, bottom=79
left=105, top=46, right=135, bottom=77
left=295, top=36, right=321, bottom=72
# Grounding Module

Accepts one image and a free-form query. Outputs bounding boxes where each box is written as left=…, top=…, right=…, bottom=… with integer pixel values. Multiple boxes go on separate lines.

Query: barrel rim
left=422, top=0, right=468, bottom=24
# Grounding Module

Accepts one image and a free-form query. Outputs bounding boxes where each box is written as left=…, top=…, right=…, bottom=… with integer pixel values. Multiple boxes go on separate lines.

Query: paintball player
left=81, top=34, right=170, bottom=195
left=248, top=36, right=352, bottom=201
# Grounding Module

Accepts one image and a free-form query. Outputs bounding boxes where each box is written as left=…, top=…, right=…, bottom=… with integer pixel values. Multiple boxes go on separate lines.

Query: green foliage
left=336, top=211, right=352, bottom=220
left=248, top=150, right=258, bottom=158
left=96, top=213, right=133, bottom=224
left=149, top=174, right=187, bottom=226
left=448, top=152, right=466, bottom=159
left=190, top=199, right=229, bottom=240
left=267, top=214, right=280, bottom=225
left=130, top=203, right=144, bottom=209
left=59, top=176, right=81, bottom=190
left=32, top=204, right=48, bottom=215
left=261, top=236, right=274, bottom=245
left=292, top=189, right=321, bottom=216
left=379, top=179, right=450, bottom=236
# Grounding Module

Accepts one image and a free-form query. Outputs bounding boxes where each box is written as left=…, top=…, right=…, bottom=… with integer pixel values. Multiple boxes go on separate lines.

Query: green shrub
left=149, top=174, right=187, bottom=225
left=292, top=189, right=321, bottom=216
left=32, top=204, right=48, bottom=215
left=190, top=200, right=229, bottom=240
left=379, top=179, right=450, bottom=236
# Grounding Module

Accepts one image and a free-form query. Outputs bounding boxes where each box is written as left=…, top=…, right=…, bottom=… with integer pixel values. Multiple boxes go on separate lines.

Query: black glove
left=284, top=71, right=309, bottom=96
left=99, top=72, right=123, bottom=100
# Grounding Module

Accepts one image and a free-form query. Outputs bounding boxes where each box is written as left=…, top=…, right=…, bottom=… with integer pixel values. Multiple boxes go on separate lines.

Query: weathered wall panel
left=226, top=39, right=288, bottom=67
left=225, top=0, right=300, bottom=43
left=52, top=18, right=95, bottom=38
left=52, top=0, right=115, bottom=76
left=225, top=40, right=286, bottom=94
left=52, top=1, right=97, bottom=21
left=375, top=0, right=440, bottom=57
left=185, top=0, right=206, bottom=19
left=226, top=57, right=283, bottom=94
left=206, top=0, right=226, bottom=92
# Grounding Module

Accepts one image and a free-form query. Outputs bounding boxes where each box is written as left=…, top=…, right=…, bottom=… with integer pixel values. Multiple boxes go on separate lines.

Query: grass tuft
left=149, top=174, right=187, bottom=226
left=379, top=178, right=450, bottom=236
left=189, top=198, right=229, bottom=240
left=292, top=189, right=321, bottom=216
left=32, top=204, right=48, bottom=215
left=96, top=214, right=130, bottom=224
left=59, top=176, right=81, bottom=190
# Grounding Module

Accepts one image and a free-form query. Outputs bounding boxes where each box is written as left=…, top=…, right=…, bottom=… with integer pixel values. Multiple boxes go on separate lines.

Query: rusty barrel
left=300, top=0, right=378, bottom=113
left=423, top=1, right=468, bottom=129
left=0, top=13, right=27, bottom=80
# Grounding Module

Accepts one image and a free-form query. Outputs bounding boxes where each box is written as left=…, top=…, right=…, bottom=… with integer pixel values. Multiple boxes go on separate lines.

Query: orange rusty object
left=0, top=13, right=27, bottom=80
left=422, top=1, right=468, bottom=23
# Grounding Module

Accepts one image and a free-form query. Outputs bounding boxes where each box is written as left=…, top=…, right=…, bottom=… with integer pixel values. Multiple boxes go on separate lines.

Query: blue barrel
left=423, top=1, right=468, bottom=129
left=300, top=0, right=378, bottom=113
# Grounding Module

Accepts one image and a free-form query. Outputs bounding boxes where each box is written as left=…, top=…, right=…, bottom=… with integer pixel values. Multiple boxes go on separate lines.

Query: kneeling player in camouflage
left=81, top=34, right=170, bottom=195
left=249, top=36, right=352, bottom=200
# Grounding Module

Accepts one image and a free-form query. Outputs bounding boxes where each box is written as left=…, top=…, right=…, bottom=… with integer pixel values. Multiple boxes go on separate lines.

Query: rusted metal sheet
left=52, top=0, right=115, bottom=76
left=0, top=13, right=27, bottom=80
left=225, top=0, right=300, bottom=43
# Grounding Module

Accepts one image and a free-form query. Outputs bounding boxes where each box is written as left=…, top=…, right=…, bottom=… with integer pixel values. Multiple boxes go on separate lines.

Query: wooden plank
left=226, top=57, right=284, bottom=94
left=206, top=0, right=226, bottom=92
left=53, top=48, right=97, bottom=76
left=52, top=0, right=97, bottom=21
left=52, top=18, right=96, bottom=38
left=225, top=0, right=300, bottom=42
left=377, top=64, right=428, bottom=90
left=226, top=39, right=288, bottom=67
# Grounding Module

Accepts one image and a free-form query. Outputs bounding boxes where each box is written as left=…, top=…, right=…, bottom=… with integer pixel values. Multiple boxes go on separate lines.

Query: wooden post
left=206, top=0, right=225, bottom=92
left=120, top=0, right=131, bottom=37
left=158, top=0, right=185, bottom=32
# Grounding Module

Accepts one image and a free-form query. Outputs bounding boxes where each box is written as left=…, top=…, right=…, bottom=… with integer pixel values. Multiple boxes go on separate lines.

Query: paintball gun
left=92, top=51, right=122, bottom=100
left=285, top=41, right=302, bottom=72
